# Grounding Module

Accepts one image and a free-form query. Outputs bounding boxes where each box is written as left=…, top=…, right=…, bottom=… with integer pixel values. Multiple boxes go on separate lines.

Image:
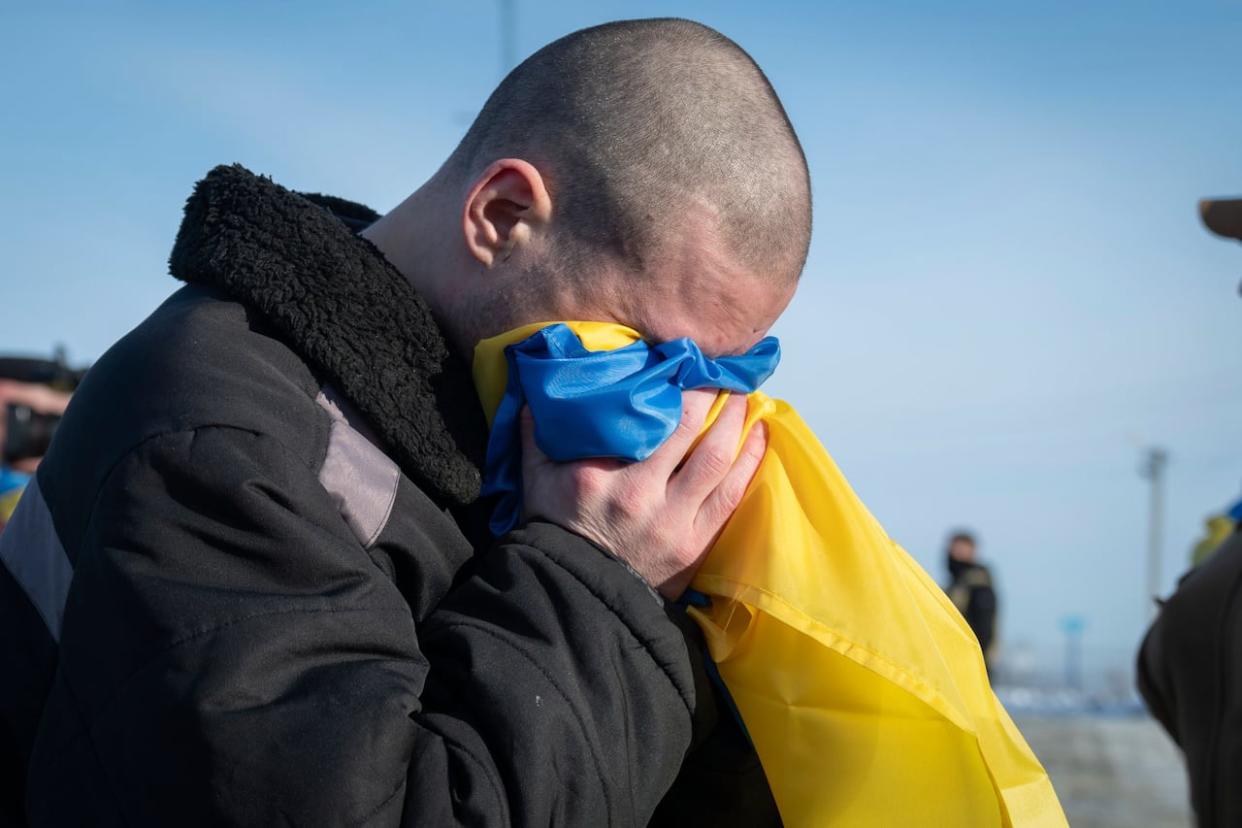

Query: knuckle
left=681, top=390, right=713, bottom=424
left=696, top=446, right=733, bottom=479
left=721, top=478, right=748, bottom=510
left=708, top=476, right=749, bottom=522
left=744, top=436, right=766, bottom=464
left=611, top=482, right=647, bottom=520
left=674, top=413, right=702, bottom=439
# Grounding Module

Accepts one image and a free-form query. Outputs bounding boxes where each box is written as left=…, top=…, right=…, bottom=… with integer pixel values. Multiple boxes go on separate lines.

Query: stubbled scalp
left=447, top=18, right=812, bottom=289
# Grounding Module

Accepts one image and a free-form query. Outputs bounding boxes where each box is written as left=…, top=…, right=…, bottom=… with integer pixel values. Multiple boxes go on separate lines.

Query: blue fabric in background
left=482, top=324, right=781, bottom=536
left=0, top=466, right=31, bottom=497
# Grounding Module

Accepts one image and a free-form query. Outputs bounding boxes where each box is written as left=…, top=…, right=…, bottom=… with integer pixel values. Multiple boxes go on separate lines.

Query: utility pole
left=498, top=0, right=517, bottom=78
left=1139, top=447, right=1169, bottom=620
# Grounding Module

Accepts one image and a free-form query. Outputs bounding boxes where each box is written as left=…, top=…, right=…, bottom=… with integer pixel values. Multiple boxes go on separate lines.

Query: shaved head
left=366, top=18, right=811, bottom=357
left=449, top=18, right=811, bottom=288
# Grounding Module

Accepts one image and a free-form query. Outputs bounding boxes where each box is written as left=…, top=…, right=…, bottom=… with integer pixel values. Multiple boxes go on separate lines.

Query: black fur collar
left=168, top=164, right=486, bottom=506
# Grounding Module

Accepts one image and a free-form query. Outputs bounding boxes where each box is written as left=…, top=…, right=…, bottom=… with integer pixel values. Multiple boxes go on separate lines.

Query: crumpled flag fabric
left=473, top=321, right=1067, bottom=828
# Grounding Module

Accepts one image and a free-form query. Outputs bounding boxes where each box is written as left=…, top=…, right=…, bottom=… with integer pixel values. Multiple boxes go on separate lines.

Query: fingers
left=668, top=393, right=749, bottom=505
left=694, top=421, right=767, bottom=540
left=643, top=388, right=719, bottom=479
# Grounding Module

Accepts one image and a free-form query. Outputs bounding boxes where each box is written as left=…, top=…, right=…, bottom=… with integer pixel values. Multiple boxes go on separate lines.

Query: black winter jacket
left=0, top=165, right=777, bottom=826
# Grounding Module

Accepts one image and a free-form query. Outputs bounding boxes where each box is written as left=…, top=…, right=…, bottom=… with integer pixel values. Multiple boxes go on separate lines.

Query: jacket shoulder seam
left=92, top=422, right=326, bottom=518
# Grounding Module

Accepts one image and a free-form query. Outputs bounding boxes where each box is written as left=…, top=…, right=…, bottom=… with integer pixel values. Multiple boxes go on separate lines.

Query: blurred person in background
left=0, top=19, right=808, bottom=827
left=944, top=529, right=998, bottom=671
left=0, top=356, right=79, bottom=530
left=1137, top=197, right=1242, bottom=828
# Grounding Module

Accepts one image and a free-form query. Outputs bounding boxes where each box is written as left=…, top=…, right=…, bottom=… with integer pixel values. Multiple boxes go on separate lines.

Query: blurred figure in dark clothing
left=1137, top=197, right=1242, bottom=828
left=944, top=530, right=997, bottom=670
left=0, top=356, right=79, bottom=529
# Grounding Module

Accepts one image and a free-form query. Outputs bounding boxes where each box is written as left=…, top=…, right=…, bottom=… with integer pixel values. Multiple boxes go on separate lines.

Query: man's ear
left=461, top=159, right=553, bottom=268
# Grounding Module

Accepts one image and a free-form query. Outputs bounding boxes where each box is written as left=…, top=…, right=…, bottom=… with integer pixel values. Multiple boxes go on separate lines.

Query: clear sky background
left=3, top=1, right=1240, bottom=685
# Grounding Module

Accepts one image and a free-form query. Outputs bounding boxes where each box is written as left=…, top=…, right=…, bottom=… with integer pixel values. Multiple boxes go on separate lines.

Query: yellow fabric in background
left=0, top=487, right=22, bottom=526
left=475, top=321, right=1067, bottom=828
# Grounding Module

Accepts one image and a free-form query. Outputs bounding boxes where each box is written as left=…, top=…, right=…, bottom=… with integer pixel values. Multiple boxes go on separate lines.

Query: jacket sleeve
left=1136, top=532, right=1242, bottom=827
left=28, top=426, right=699, bottom=827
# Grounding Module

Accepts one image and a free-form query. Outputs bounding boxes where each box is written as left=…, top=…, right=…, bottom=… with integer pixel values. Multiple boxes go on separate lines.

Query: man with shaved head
left=2, top=19, right=806, bottom=826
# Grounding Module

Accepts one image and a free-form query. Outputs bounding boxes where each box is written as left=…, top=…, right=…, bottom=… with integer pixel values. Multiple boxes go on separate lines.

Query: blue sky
left=3, top=1, right=1240, bottom=684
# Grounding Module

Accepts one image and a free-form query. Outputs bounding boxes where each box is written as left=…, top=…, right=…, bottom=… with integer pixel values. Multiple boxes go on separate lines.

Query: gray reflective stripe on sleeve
left=0, top=477, right=73, bottom=642
left=315, top=388, right=401, bottom=547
